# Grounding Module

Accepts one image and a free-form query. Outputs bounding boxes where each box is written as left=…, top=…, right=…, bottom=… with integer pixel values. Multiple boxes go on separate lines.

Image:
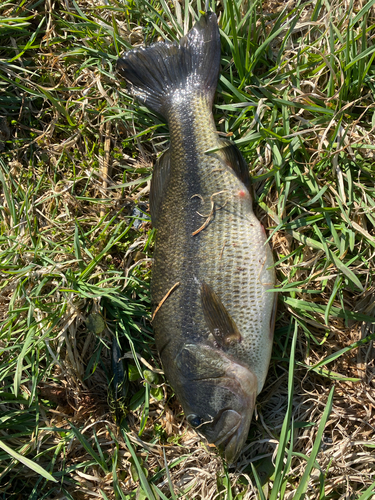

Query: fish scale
left=153, top=92, right=275, bottom=392
left=117, top=12, right=276, bottom=463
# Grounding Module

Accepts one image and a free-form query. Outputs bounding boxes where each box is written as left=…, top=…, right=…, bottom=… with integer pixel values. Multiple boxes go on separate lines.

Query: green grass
left=1, top=0, right=375, bottom=498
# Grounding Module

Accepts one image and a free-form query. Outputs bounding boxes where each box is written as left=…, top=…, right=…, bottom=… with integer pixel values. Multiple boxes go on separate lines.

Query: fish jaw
left=216, top=409, right=254, bottom=464
left=212, top=359, right=257, bottom=464
left=177, top=343, right=258, bottom=464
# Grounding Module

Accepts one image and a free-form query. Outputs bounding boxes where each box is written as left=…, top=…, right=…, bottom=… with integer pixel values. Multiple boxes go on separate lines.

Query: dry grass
left=1, top=0, right=375, bottom=498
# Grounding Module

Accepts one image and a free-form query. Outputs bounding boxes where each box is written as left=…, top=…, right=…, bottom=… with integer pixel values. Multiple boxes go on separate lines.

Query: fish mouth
left=220, top=362, right=258, bottom=463
left=202, top=362, right=258, bottom=464
left=209, top=407, right=254, bottom=464
left=179, top=345, right=258, bottom=463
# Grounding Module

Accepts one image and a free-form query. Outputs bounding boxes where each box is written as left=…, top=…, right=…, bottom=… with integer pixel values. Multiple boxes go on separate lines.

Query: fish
left=117, top=12, right=276, bottom=464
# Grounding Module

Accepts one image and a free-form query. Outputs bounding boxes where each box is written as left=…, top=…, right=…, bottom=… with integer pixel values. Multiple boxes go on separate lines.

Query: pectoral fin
left=201, top=282, right=242, bottom=348
left=150, top=149, right=170, bottom=227
left=207, top=139, right=251, bottom=190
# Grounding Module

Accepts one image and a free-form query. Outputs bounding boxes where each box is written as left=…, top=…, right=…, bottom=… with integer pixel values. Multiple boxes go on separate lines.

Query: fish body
left=117, top=12, right=276, bottom=463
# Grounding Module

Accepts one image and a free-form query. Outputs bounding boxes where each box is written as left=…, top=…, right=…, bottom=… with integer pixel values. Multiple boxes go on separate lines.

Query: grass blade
left=269, top=320, right=298, bottom=499
left=0, top=440, right=57, bottom=483
left=293, top=387, right=335, bottom=499
left=122, top=431, right=156, bottom=500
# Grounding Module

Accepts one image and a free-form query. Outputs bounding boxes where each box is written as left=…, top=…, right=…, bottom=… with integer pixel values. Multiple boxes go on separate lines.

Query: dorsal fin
left=207, top=139, right=251, bottom=190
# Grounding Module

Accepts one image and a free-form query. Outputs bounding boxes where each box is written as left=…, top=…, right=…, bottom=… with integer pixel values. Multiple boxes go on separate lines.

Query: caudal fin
left=116, top=12, right=220, bottom=118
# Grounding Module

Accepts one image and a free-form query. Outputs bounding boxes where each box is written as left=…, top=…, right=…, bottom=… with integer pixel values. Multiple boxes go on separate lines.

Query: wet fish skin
left=117, top=12, right=276, bottom=463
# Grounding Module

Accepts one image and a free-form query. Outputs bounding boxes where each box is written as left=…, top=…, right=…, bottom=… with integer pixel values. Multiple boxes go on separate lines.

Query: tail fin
left=116, top=12, right=220, bottom=118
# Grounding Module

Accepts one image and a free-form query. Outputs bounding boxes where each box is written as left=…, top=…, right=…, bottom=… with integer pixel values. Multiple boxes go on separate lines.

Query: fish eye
left=187, top=414, right=202, bottom=428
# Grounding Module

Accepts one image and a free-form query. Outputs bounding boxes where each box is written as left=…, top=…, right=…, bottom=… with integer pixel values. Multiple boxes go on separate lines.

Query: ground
left=0, top=0, right=375, bottom=499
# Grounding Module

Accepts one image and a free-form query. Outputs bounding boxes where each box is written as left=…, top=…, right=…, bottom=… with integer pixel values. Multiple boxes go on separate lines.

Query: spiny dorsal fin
left=270, top=293, right=278, bottom=340
left=207, top=139, right=251, bottom=190
left=201, top=282, right=242, bottom=348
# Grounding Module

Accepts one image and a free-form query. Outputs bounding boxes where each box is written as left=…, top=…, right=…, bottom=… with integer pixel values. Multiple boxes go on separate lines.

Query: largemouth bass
left=117, top=12, right=276, bottom=463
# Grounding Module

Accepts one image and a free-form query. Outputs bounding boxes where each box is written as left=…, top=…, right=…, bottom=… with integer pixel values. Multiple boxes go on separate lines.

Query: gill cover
left=176, top=343, right=258, bottom=463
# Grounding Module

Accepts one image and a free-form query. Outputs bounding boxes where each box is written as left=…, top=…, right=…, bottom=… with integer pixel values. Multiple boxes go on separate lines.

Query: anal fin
left=150, top=149, right=170, bottom=228
left=201, top=282, right=242, bottom=348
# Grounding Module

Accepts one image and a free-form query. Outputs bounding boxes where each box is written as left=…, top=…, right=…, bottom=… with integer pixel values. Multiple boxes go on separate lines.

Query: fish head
left=175, top=343, right=258, bottom=464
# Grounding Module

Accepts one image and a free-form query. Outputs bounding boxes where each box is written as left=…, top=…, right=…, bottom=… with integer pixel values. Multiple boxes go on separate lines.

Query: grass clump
left=0, top=0, right=375, bottom=498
